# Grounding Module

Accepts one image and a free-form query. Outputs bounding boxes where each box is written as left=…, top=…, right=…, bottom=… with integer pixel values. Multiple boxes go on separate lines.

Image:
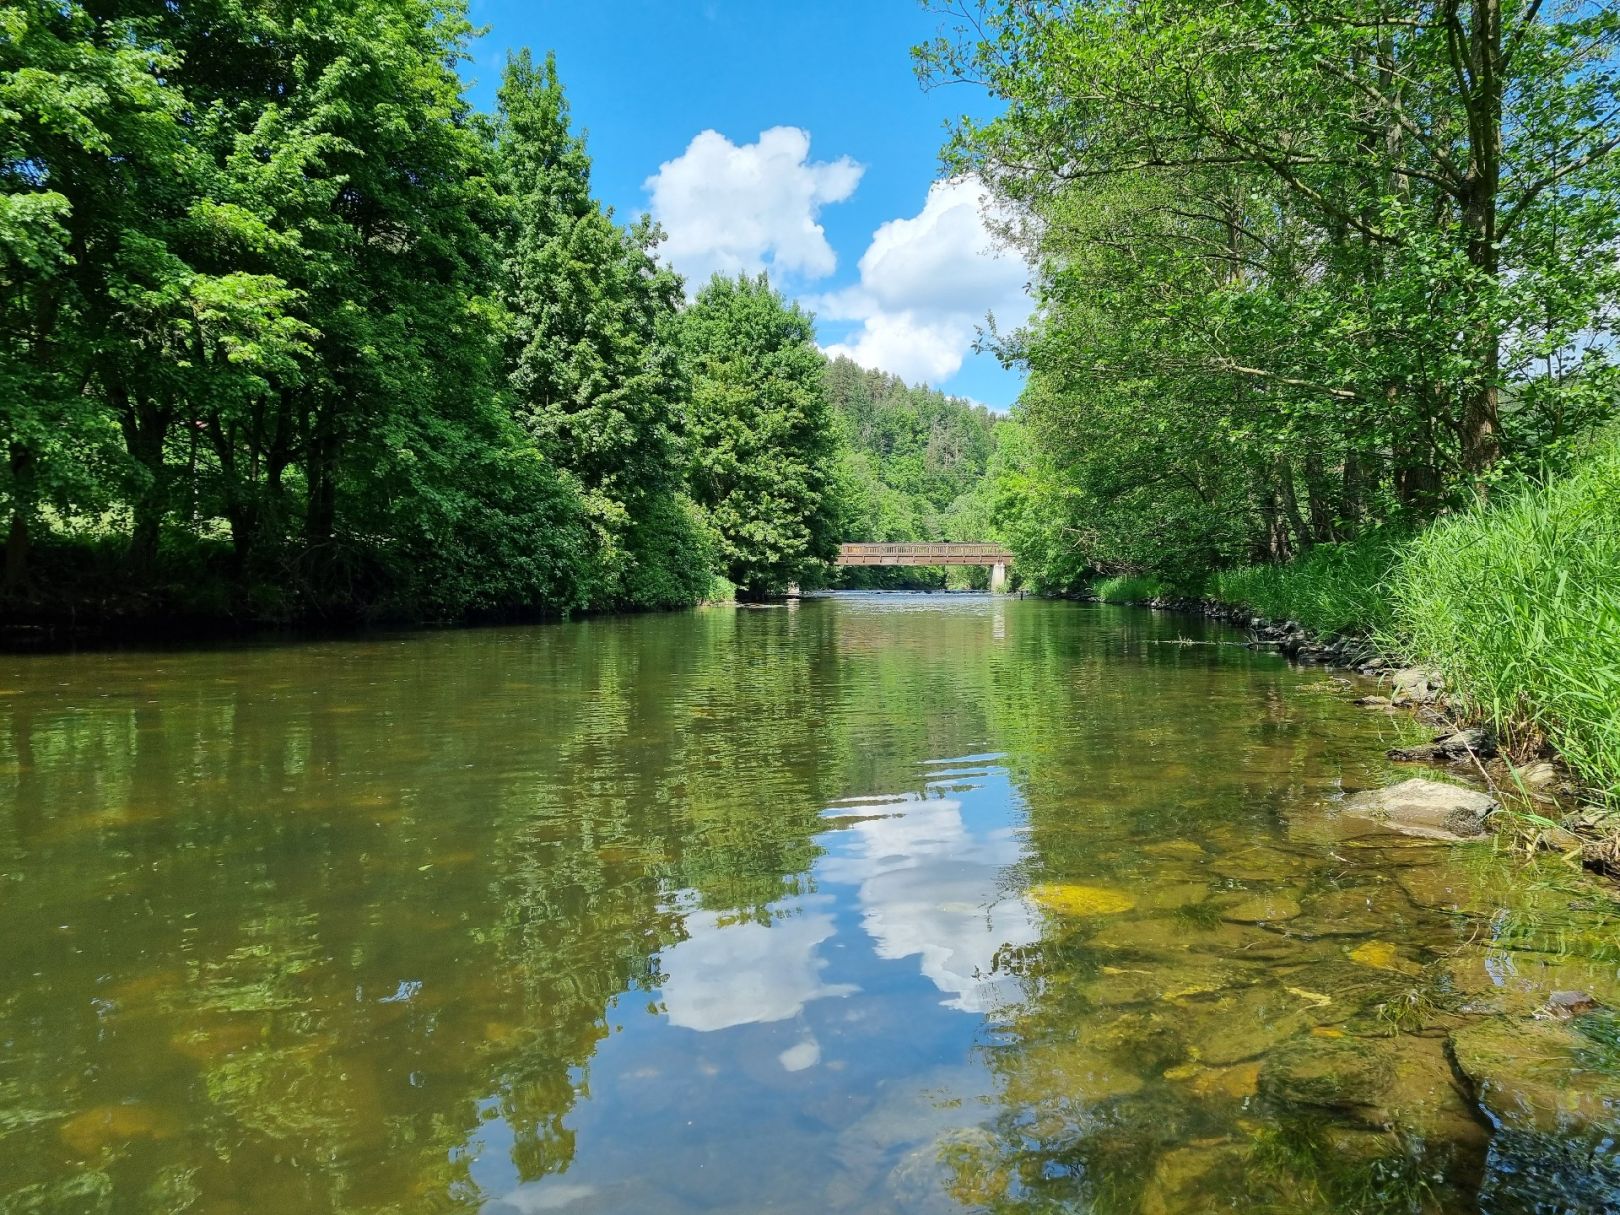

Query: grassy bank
left=1172, top=436, right=1620, bottom=806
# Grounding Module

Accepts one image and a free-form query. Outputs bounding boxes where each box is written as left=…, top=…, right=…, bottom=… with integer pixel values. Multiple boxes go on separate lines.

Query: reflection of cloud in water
left=482, top=1182, right=597, bottom=1213
left=821, top=797, right=1036, bottom=1012
left=778, top=1039, right=821, bottom=1071
left=659, top=905, right=857, bottom=1032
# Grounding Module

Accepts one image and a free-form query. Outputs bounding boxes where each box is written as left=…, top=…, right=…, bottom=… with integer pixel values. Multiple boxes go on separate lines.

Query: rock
left=1518, top=761, right=1561, bottom=789
left=1138, top=1143, right=1249, bottom=1215
left=1347, top=939, right=1423, bottom=976
left=1097, top=1009, right=1187, bottom=1072
left=1353, top=695, right=1392, bottom=707
left=1141, top=839, right=1207, bottom=861
left=1451, top=1015, right=1620, bottom=1210
left=1077, top=958, right=1248, bottom=1007
left=1259, top=1034, right=1395, bottom=1110
left=1180, top=984, right=1325, bottom=1065
left=1029, top=882, right=1136, bottom=916
left=1186, top=1060, right=1262, bottom=1100
left=1387, top=727, right=1496, bottom=763
left=1389, top=666, right=1444, bottom=706
left=1450, top=1015, right=1620, bottom=1135
left=1290, top=883, right=1421, bottom=940
left=1221, top=890, right=1303, bottom=924
left=1207, top=845, right=1306, bottom=882
left=59, top=1102, right=178, bottom=1155
left=1002, top=1040, right=1146, bottom=1105
left=1340, top=779, right=1498, bottom=841
left=1134, top=881, right=1213, bottom=911
left=1537, top=822, right=1585, bottom=853
left=886, top=1126, right=1005, bottom=1210
left=1543, top=990, right=1601, bottom=1019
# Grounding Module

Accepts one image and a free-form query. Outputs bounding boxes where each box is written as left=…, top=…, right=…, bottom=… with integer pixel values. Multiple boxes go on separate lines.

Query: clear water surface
left=3, top=594, right=1619, bottom=1213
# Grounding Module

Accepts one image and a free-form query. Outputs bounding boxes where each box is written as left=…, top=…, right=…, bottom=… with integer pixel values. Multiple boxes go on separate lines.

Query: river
left=3, top=594, right=1619, bottom=1213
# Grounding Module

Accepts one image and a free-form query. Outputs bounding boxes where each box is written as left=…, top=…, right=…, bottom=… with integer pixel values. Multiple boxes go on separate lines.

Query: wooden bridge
left=836, top=543, right=1014, bottom=591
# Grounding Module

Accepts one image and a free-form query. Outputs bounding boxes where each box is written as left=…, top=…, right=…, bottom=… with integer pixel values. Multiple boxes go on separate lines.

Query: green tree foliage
left=6, top=6, right=853, bottom=624
left=920, top=0, right=1620, bottom=586
left=680, top=275, right=841, bottom=598
left=494, top=51, right=709, bottom=608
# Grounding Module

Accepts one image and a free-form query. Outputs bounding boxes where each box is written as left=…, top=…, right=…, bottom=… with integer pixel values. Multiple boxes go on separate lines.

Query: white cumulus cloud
left=645, top=126, right=863, bottom=288
left=821, top=178, right=1030, bottom=386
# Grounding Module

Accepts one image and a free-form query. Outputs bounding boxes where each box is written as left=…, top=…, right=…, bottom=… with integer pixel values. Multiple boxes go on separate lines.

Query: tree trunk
left=1304, top=451, right=1336, bottom=542
left=5, top=443, right=33, bottom=590
left=118, top=393, right=171, bottom=575
left=1458, top=0, right=1504, bottom=477
left=1275, top=456, right=1314, bottom=553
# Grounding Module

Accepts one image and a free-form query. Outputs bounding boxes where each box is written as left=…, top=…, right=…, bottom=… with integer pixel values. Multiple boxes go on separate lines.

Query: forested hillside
left=826, top=356, right=1001, bottom=587
left=0, top=2, right=859, bottom=625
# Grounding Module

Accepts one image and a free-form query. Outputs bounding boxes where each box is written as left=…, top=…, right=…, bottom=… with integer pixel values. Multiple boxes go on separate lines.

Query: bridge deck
left=837, top=543, right=1014, bottom=567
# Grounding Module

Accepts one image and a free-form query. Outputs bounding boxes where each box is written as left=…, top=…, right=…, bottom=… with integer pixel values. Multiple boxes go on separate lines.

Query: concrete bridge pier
left=989, top=562, right=1008, bottom=594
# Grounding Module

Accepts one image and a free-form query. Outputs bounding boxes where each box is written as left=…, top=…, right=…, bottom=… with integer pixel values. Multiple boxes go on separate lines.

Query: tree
left=681, top=275, right=840, bottom=598
left=920, top=0, right=1620, bottom=495
left=919, top=0, right=1620, bottom=584
left=495, top=50, right=706, bottom=608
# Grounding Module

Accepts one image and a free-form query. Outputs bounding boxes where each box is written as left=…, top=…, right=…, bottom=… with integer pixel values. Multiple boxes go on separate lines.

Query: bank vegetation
left=922, top=1, right=1620, bottom=805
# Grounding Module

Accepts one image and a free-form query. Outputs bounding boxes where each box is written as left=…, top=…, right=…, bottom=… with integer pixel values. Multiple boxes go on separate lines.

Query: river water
left=4, top=594, right=1620, bottom=1213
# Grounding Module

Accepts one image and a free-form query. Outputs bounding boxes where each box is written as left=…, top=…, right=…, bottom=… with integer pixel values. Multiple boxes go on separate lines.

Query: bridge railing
left=836, top=542, right=1014, bottom=566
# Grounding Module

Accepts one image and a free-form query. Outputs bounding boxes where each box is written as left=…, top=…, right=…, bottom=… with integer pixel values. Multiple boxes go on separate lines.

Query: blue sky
left=463, top=0, right=1030, bottom=409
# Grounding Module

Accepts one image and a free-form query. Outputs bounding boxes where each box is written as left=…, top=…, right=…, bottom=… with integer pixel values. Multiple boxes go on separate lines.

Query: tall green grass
left=1209, top=535, right=1403, bottom=637
left=1388, top=436, right=1620, bottom=804
left=1088, top=573, right=1173, bottom=602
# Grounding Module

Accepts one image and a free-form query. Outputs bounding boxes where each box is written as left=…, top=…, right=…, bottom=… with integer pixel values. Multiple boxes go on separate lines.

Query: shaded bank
left=1080, top=434, right=1620, bottom=858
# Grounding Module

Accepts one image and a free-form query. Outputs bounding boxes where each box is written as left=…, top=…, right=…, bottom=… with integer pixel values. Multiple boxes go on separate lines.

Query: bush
left=1088, top=573, right=1173, bottom=602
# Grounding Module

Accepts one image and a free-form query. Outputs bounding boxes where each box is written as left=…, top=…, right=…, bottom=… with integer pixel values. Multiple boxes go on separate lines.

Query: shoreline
left=1077, top=589, right=1614, bottom=871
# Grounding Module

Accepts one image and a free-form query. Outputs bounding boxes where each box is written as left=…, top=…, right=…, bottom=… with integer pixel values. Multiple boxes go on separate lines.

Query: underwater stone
left=1340, top=779, right=1498, bottom=841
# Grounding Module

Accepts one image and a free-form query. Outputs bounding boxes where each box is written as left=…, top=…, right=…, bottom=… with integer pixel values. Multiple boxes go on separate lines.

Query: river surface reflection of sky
left=478, top=760, right=1032, bottom=1214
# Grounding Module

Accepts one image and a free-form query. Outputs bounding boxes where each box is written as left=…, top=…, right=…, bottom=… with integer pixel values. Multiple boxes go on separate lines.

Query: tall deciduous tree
left=922, top=0, right=1620, bottom=582
left=681, top=275, right=840, bottom=598
left=495, top=50, right=706, bottom=607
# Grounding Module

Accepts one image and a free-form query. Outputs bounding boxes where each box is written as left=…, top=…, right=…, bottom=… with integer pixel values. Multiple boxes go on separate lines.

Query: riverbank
left=1081, top=432, right=1620, bottom=843
left=1082, top=447, right=1617, bottom=872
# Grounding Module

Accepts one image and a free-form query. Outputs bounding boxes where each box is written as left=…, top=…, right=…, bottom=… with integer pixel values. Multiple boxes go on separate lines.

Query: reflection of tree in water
left=0, top=606, right=902, bottom=1209
left=0, top=599, right=1484, bottom=1211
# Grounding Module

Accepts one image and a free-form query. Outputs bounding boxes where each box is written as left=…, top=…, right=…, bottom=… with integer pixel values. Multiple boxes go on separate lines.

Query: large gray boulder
left=1340, top=778, right=1498, bottom=841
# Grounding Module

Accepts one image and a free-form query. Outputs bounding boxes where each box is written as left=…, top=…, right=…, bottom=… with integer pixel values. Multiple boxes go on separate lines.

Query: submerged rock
left=1259, top=1034, right=1394, bottom=1110
left=1450, top=1015, right=1620, bottom=1134
left=1220, top=890, right=1303, bottom=924
left=1029, top=882, right=1137, bottom=916
left=1260, top=1033, right=1482, bottom=1147
left=1543, top=990, right=1602, bottom=1019
left=1138, top=1142, right=1249, bottom=1215
left=1452, top=1015, right=1620, bottom=1211
left=1340, top=778, right=1498, bottom=841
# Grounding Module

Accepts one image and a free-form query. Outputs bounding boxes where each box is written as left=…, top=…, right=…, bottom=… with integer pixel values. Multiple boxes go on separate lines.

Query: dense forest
left=0, top=1, right=924, bottom=625
left=924, top=0, right=1620, bottom=584
left=826, top=356, right=1000, bottom=588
